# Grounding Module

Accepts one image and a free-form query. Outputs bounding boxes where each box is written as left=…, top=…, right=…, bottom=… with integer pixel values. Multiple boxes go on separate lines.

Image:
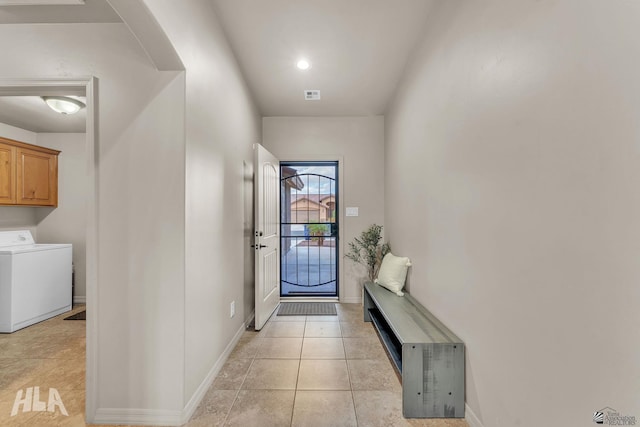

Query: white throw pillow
left=375, top=253, right=412, bottom=296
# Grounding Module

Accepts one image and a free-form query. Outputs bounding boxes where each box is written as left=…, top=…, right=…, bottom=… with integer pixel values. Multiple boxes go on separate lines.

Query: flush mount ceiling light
left=41, top=96, right=86, bottom=115
left=296, top=59, right=311, bottom=70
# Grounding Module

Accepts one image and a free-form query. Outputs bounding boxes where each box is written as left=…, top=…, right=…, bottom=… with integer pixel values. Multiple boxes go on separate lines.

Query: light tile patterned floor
left=0, top=305, right=86, bottom=427
left=189, top=303, right=469, bottom=427
left=0, top=303, right=469, bottom=427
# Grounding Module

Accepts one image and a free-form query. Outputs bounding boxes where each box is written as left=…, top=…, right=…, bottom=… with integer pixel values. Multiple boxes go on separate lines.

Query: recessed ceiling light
left=296, top=59, right=311, bottom=71
left=41, top=96, right=86, bottom=115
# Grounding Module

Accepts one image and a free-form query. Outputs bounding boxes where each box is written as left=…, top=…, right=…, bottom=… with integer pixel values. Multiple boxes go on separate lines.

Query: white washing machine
left=0, top=230, right=72, bottom=333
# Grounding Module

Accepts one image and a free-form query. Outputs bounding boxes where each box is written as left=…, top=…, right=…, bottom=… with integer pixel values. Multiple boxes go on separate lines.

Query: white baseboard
left=73, top=296, right=86, bottom=304
left=93, top=408, right=182, bottom=426
left=179, top=316, right=251, bottom=424
left=245, top=310, right=255, bottom=328
left=94, top=318, right=250, bottom=426
left=465, top=403, right=484, bottom=427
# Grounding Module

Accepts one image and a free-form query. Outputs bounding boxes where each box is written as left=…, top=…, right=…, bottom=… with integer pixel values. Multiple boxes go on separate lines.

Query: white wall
left=0, top=123, right=37, bottom=233
left=385, top=1, right=640, bottom=426
left=142, top=0, right=262, bottom=408
left=0, top=122, right=36, bottom=144
left=34, top=133, right=87, bottom=301
left=263, top=116, right=385, bottom=302
left=98, top=72, right=185, bottom=413
left=0, top=23, right=186, bottom=418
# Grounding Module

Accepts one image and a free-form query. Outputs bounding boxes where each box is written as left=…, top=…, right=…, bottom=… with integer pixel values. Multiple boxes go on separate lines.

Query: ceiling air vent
left=304, top=90, right=321, bottom=101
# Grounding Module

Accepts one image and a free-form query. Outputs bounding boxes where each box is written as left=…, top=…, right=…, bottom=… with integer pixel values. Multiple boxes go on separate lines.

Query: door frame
left=0, top=77, right=99, bottom=420
left=280, top=160, right=340, bottom=299
left=276, top=155, right=345, bottom=302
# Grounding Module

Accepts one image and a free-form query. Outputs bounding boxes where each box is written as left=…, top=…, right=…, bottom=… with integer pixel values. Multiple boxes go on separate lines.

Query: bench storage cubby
left=363, top=281, right=465, bottom=418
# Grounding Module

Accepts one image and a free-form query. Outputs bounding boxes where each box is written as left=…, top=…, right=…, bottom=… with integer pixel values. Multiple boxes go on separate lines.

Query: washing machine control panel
left=0, top=230, right=36, bottom=248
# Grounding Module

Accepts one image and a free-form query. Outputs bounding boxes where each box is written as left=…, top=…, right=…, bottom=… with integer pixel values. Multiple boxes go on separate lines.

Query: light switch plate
left=346, top=207, right=359, bottom=217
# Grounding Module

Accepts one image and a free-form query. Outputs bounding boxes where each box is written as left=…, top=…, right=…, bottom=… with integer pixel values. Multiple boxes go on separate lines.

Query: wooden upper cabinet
left=0, top=137, right=60, bottom=207
left=0, top=141, right=16, bottom=204
left=16, top=147, right=58, bottom=206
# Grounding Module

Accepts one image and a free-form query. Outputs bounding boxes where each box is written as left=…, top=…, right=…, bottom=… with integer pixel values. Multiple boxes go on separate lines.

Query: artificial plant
left=345, top=224, right=391, bottom=282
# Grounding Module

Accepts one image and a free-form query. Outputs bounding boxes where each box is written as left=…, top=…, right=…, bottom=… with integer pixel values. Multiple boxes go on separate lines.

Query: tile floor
left=0, top=305, right=86, bottom=427
left=0, top=303, right=469, bottom=427
left=189, top=304, right=468, bottom=427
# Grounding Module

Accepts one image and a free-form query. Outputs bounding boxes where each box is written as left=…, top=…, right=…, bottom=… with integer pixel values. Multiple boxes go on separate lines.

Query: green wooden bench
left=363, top=281, right=465, bottom=418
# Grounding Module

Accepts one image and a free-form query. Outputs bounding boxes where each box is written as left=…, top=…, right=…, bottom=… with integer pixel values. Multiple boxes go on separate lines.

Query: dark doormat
left=277, top=302, right=337, bottom=316
left=64, top=310, right=86, bottom=320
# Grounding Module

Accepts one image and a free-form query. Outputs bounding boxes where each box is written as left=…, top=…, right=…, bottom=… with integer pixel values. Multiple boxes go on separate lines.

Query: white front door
left=254, top=143, right=280, bottom=330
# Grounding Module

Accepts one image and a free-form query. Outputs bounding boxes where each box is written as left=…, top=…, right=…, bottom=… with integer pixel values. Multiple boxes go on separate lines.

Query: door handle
left=251, top=244, right=268, bottom=249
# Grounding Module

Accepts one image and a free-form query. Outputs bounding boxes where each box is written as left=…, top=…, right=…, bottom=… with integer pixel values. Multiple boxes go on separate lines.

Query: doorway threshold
left=280, top=296, right=339, bottom=303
